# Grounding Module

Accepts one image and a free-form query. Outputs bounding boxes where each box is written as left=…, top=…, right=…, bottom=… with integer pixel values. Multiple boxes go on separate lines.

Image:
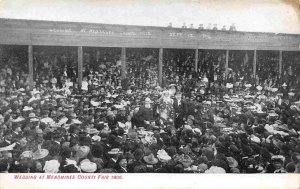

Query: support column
left=78, top=46, right=83, bottom=86
left=158, top=48, right=163, bottom=86
left=195, top=49, right=199, bottom=72
left=121, top=47, right=126, bottom=79
left=279, top=50, right=282, bottom=76
left=28, top=45, right=34, bottom=89
left=225, top=50, right=229, bottom=75
left=253, top=50, right=257, bottom=77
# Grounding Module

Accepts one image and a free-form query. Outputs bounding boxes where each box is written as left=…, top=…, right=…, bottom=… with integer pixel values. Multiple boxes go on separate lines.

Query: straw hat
left=256, top=86, right=263, bottom=91
left=85, top=128, right=100, bottom=135
left=12, top=117, right=25, bottom=123
left=271, top=155, right=285, bottom=163
left=108, top=148, right=123, bottom=155
left=28, top=113, right=36, bottom=118
left=21, top=151, right=33, bottom=159
left=245, top=84, right=252, bottom=88
left=23, top=106, right=33, bottom=111
left=40, top=117, right=54, bottom=124
left=79, top=159, right=97, bottom=173
left=30, top=118, right=39, bottom=122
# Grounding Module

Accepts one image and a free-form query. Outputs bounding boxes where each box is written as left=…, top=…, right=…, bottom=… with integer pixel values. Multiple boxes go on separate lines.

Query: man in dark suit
left=135, top=98, right=155, bottom=128
left=173, top=92, right=186, bottom=129
left=106, top=153, right=120, bottom=170
left=11, top=124, right=22, bottom=143
left=0, top=130, right=12, bottom=148
left=115, top=107, right=127, bottom=124
left=184, top=73, right=196, bottom=93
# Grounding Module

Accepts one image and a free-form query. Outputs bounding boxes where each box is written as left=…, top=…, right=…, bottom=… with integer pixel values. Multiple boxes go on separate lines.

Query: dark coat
left=135, top=105, right=155, bottom=127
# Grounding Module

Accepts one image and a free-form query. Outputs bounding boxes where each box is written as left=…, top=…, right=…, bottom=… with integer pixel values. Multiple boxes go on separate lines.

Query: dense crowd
left=0, top=47, right=300, bottom=174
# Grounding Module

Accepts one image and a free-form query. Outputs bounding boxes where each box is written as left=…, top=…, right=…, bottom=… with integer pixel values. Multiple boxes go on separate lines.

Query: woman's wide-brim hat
left=143, top=153, right=158, bottom=165
left=157, top=149, right=171, bottom=162
left=226, top=157, right=238, bottom=168
left=33, top=149, right=49, bottom=160
left=204, top=166, right=226, bottom=173
left=76, top=146, right=90, bottom=159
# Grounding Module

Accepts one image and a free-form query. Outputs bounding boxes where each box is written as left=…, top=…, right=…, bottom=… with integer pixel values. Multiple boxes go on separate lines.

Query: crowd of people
left=0, top=46, right=300, bottom=174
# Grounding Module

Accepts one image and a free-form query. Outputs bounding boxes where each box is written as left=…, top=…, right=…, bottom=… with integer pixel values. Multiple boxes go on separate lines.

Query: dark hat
left=133, top=164, right=147, bottom=173
left=133, top=148, right=144, bottom=161
left=60, top=146, right=72, bottom=159
left=285, top=162, right=296, bottom=173
left=229, top=144, right=241, bottom=154
left=242, top=146, right=253, bottom=156
left=61, top=164, right=80, bottom=173
left=0, top=159, right=9, bottom=172
left=195, top=156, right=209, bottom=165
left=212, top=159, right=228, bottom=171
left=165, top=146, right=177, bottom=157
left=201, top=147, right=214, bottom=161
left=91, top=143, right=104, bottom=158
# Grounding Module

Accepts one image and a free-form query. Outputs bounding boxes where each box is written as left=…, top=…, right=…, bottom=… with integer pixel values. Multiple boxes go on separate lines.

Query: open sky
left=0, top=0, right=299, bottom=34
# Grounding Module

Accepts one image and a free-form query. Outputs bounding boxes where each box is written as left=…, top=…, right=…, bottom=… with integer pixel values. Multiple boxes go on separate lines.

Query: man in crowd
left=135, top=98, right=155, bottom=128
left=173, top=92, right=186, bottom=129
left=0, top=47, right=299, bottom=174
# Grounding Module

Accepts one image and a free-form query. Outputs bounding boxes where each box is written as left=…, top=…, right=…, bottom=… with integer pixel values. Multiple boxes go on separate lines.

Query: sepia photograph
left=0, top=0, right=300, bottom=188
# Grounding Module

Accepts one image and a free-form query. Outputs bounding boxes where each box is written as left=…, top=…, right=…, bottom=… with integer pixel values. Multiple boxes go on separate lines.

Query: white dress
left=81, top=81, right=89, bottom=91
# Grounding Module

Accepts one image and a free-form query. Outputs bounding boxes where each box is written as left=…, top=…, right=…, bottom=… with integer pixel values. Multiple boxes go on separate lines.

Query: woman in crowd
left=0, top=47, right=299, bottom=174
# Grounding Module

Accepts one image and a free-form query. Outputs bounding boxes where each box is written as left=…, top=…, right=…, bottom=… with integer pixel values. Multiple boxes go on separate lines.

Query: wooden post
left=225, top=50, right=229, bottom=75
left=195, top=49, right=199, bottom=72
left=78, top=46, right=83, bottom=86
left=253, top=50, right=257, bottom=77
left=28, top=45, right=34, bottom=89
left=121, top=47, right=126, bottom=79
left=279, top=50, right=282, bottom=75
left=159, top=48, right=163, bottom=86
